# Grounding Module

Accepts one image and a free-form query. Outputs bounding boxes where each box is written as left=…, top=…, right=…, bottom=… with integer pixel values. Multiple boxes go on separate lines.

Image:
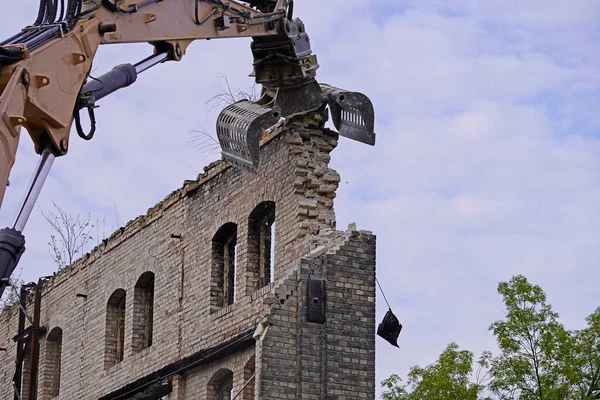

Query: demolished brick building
left=0, top=112, right=377, bottom=399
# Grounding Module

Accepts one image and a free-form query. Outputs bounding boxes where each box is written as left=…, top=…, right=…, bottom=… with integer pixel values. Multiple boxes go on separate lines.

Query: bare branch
left=206, top=73, right=259, bottom=113
left=187, top=126, right=222, bottom=159
left=189, top=73, right=259, bottom=160
left=40, top=201, right=95, bottom=270
left=104, top=198, right=125, bottom=230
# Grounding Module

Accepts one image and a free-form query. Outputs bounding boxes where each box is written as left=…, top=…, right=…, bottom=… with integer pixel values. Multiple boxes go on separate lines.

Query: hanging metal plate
left=307, top=277, right=326, bottom=323
left=321, top=84, right=376, bottom=146
left=216, top=100, right=281, bottom=172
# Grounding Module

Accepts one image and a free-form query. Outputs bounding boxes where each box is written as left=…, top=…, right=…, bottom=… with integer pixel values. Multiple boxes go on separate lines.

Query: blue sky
left=1, top=0, right=600, bottom=397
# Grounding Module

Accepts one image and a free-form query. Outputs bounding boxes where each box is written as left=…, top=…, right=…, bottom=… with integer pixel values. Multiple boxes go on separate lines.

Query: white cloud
left=2, top=1, right=600, bottom=398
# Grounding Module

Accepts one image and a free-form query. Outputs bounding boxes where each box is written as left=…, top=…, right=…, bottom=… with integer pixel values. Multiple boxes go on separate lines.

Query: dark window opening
left=133, top=272, right=155, bottom=353
left=21, top=343, right=32, bottom=400
left=248, top=201, right=276, bottom=291
left=211, top=223, right=238, bottom=308
left=105, top=289, right=126, bottom=368
left=269, top=221, right=275, bottom=283
left=207, top=368, right=234, bottom=400
left=44, top=327, right=63, bottom=399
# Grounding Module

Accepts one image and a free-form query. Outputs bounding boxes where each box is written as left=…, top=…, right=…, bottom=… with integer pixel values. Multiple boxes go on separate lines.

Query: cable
left=286, top=0, right=293, bottom=20
left=0, top=47, right=21, bottom=57
left=232, top=374, right=255, bottom=399
left=208, top=0, right=251, bottom=18
left=65, top=0, right=79, bottom=27
left=0, top=47, right=24, bottom=66
left=46, top=0, right=58, bottom=24
left=58, top=0, right=65, bottom=22
left=33, top=0, right=49, bottom=26
left=248, top=10, right=285, bottom=19
left=195, top=3, right=218, bottom=25
left=245, top=14, right=284, bottom=25
left=74, top=0, right=82, bottom=25
left=84, top=73, right=105, bottom=94
left=77, top=3, right=101, bottom=18
left=74, top=101, right=96, bottom=140
left=375, top=277, right=391, bottom=310
left=102, top=0, right=160, bottom=13
left=0, top=56, right=18, bottom=65
left=107, top=331, right=254, bottom=400
left=68, top=0, right=83, bottom=29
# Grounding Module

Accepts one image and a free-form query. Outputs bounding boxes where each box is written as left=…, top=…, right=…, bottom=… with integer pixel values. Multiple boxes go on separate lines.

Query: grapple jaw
left=320, top=84, right=376, bottom=146
left=215, top=83, right=376, bottom=173
left=216, top=101, right=281, bottom=172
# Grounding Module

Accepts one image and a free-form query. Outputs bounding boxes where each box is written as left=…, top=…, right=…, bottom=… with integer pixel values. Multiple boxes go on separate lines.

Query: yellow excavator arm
left=0, top=0, right=375, bottom=296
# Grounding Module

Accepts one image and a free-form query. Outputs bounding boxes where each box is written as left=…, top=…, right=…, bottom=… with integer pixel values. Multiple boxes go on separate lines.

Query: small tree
left=41, top=201, right=94, bottom=270
left=0, top=269, right=24, bottom=319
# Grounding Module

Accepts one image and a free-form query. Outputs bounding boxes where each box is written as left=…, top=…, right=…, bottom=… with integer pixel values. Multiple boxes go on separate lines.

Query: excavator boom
left=0, top=0, right=375, bottom=296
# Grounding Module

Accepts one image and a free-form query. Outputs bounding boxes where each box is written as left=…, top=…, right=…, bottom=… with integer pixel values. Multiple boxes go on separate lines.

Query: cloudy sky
left=1, top=0, right=599, bottom=396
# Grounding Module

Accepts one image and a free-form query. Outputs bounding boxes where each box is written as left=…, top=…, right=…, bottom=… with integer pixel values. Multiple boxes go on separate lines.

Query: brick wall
left=0, top=113, right=376, bottom=399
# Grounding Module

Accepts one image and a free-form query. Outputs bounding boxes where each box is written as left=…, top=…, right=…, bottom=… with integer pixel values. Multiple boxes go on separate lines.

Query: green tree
left=382, top=274, right=600, bottom=400
left=381, top=342, right=490, bottom=400
left=487, top=274, right=574, bottom=399
left=568, top=307, right=600, bottom=399
left=486, top=275, right=600, bottom=399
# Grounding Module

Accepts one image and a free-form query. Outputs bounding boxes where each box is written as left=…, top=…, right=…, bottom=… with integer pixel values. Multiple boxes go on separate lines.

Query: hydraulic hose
left=102, top=0, right=161, bottom=13
left=34, top=0, right=49, bottom=26
left=46, top=0, right=58, bottom=24
left=58, top=0, right=66, bottom=22
left=65, top=0, right=80, bottom=28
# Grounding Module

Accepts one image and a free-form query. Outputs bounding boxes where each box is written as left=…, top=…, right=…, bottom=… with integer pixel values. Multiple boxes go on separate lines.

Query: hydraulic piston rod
left=13, top=148, right=54, bottom=232
left=78, top=52, right=170, bottom=109
left=0, top=148, right=54, bottom=297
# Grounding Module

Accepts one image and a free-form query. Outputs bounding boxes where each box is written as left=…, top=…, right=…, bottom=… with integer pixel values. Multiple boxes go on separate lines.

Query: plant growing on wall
left=0, top=270, right=24, bottom=322
left=41, top=201, right=94, bottom=270
left=188, top=74, right=259, bottom=159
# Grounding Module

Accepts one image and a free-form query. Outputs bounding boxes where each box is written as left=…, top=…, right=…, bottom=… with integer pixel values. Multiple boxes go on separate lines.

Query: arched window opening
left=269, top=221, right=275, bottom=283
left=133, top=272, right=155, bottom=353
left=242, top=356, right=256, bottom=400
left=211, top=223, right=238, bottom=308
left=44, top=327, right=63, bottom=398
left=207, top=368, right=234, bottom=400
left=105, top=289, right=126, bottom=368
left=21, top=344, right=32, bottom=399
left=247, top=201, right=276, bottom=292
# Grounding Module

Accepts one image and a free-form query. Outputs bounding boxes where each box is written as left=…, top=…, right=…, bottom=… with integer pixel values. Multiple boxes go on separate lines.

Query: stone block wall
left=0, top=112, right=376, bottom=399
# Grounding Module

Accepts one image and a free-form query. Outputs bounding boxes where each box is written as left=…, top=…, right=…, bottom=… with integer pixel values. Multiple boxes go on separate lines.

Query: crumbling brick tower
left=0, top=112, right=377, bottom=399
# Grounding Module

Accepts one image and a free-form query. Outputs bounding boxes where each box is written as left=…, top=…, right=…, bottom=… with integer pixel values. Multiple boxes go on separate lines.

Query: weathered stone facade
left=0, top=112, right=376, bottom=399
